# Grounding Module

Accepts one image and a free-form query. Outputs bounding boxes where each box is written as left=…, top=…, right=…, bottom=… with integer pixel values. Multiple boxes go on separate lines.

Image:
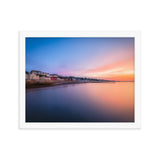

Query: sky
left=26, top=37, right=134, bottom=81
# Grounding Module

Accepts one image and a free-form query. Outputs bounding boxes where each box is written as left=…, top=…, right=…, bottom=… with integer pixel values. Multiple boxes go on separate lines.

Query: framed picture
left=19, top=31, right=141, bottom=129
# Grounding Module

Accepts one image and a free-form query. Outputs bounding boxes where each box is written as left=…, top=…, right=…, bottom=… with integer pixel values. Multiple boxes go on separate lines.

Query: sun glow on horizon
left=81, top=57, right=134, bottom=81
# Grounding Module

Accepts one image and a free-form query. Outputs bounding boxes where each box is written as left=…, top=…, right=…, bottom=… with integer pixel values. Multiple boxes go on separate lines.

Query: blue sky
left=26, top=37, right=134, bottom=80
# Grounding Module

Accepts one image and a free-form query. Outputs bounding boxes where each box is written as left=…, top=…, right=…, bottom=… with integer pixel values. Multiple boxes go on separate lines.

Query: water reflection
left=26, top=82, right=134, bottom=122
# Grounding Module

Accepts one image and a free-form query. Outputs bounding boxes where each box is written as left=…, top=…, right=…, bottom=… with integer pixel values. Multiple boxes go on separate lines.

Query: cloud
left=83, top=58, right=134, bottom=81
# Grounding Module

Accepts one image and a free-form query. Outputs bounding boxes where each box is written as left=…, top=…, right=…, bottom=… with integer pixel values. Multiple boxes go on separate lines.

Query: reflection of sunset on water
left=26, top=82, right=134, bottom=122
left=83, top=82, right=134, bottom=120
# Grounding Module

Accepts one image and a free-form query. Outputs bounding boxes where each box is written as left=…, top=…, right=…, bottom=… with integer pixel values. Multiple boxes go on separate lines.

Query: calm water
left=26, top=82, right=134, bottom=122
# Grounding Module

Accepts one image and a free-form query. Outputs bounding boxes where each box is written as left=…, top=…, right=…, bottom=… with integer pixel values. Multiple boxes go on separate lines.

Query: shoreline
left=26, top=80, right=116, bottom=89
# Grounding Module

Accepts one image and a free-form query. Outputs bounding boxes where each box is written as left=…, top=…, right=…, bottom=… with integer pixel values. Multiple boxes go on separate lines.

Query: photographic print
left=19, top=31, right=140, bottom=128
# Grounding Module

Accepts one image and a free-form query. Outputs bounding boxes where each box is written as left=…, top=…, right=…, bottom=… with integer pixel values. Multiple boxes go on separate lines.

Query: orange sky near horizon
left=72, top=42, right=135, bottom=81
left=81, top=53, right=134, bottom=81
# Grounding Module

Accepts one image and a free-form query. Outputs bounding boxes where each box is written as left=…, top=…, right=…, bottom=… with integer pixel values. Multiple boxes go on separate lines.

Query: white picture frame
left=19, top=31, right=141, bottom=129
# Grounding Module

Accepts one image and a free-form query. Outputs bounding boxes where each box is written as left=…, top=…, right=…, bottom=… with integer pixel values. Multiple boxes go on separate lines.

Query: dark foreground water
left=26, top=82, right=134, bottom=122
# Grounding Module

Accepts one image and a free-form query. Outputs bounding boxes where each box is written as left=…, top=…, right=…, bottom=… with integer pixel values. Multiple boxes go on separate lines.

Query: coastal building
left=50, top=74, right=58, bottom=80
left=31, top=70, right=42, bottom=75
left=29, top=73, right=39, bottom=80
left=39, top=75, right=50, bottom=80
left=30, top=70, right=51, bottom=77
left=46, top=73, right=50, bottom=77
left=51, top=77, right=57, bottom=80
left=43, top=72, right=49, bottom=76
left=26, top=71, right=39, bottom=80
left=50, top=74, right=58, bottom=77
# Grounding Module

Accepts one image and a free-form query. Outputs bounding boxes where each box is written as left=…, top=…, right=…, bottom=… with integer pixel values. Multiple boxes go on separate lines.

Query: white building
left=39, top=75, right=50, bottom=80
left=31, top=70, right=42, bottom=75
left=29, top=73, right=39, bottom=80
